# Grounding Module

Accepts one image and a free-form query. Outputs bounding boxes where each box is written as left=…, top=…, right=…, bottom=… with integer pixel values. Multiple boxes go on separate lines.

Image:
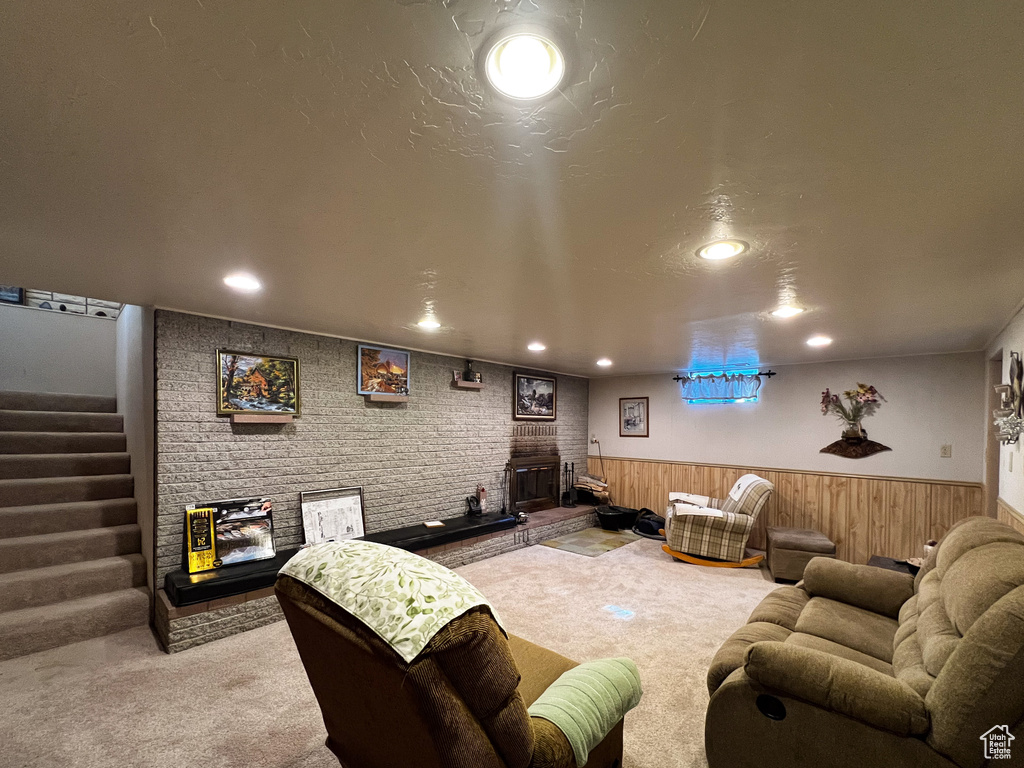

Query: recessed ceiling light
left=596, top=358, right=613, bottom=367
left=528, top=342, right=546, bottom=351
left=772, top=305, right=805, bottom=318
left=417, top=318, right=441, bottom=330
left=806, top=335, right=833, bottom=347
left=485, top=33, right=565, bottom=101
left=223, top=273, right=261, bottom=292
left=697, top=240, right=748, bottom=260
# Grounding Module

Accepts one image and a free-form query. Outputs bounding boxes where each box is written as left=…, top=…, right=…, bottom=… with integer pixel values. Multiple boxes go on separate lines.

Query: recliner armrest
left=669, top=491, right=711, bottom=507
left=744, top=641, right=929, bottom=737
left=802, top=558, right=915, bottom=619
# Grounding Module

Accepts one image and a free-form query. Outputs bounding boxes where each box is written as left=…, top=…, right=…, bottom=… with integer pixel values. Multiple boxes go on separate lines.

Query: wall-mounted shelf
left=230, top=413, right=294, bottom=424
left=452, top=380, right=484, bottom=390
left=366, top=394, right=409, bottom=403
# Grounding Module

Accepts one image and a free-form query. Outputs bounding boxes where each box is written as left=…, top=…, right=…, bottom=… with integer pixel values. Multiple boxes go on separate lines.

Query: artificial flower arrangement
left=820, top=383, right=885, bottom=438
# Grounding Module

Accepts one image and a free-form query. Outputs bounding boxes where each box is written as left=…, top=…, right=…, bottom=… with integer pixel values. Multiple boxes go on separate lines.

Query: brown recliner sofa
left=277, top=563, right=624, bottom=768
left=705, top=516, right=1024, bottom=767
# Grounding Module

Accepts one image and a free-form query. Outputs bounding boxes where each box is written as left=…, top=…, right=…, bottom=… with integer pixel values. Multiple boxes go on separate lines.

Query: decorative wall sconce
left=993, top=352, right=1024, bottom=445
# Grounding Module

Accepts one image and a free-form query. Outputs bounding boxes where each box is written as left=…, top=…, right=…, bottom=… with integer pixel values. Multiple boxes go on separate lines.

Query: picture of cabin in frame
left=217, top=350, right=300, bottom=416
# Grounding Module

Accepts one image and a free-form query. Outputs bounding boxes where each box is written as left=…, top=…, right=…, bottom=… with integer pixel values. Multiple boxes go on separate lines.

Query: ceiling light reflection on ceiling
left=806, top=335, right=833, bottom=347
left=697, top=240, right=748, bottom=260
left=417, top=318, right=441, bottom=330
left=771, top=305, right=805, bottom=318
left=485, top=33, right=565, bottom=100
left=528, top=342, right=546, bottom=351
left=596, top=358, right=613, bottom=367
left=223, top=273, right=261, bottom=292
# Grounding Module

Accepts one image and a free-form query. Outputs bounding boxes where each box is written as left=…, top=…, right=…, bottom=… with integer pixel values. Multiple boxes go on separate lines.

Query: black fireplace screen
left=509, top=456, right=560, bottom=513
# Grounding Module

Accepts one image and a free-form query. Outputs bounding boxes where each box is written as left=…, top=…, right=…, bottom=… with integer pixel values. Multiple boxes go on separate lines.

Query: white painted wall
left=115, top=305, right=156, bottom=593
left=988, top=303, right=1024, bottom=513
left=588, top=352, right=986, bottom=483
left=0, top=304, right=117, bottom=396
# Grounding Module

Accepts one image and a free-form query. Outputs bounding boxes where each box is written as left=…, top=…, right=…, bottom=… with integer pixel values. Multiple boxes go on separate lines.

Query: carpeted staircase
left=0, top=391, right=149, bottom=660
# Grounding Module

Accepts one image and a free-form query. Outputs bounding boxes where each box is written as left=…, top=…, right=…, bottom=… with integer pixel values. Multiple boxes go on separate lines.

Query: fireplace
left=509, top=455, right=560, bottom=513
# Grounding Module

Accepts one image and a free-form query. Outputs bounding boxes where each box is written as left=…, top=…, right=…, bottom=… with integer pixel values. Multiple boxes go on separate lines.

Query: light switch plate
left=940, top=444, right=952, bottom=459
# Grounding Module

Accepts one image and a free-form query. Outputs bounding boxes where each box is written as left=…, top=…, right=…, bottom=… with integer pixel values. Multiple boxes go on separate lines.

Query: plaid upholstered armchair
left=662, top=474, right=774, bottom=568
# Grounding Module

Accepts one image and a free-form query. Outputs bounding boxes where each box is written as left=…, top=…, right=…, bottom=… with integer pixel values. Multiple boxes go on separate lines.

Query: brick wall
left=154, top=310, right=589, bottom=582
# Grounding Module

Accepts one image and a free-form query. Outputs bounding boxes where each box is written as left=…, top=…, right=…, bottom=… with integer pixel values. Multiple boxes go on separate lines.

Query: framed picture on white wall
left=619, top=397, right=649, bottom=437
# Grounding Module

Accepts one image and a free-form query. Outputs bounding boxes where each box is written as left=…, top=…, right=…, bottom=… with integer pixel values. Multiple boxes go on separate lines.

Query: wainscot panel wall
left=998, top=498, right=1024, bottom=536
left=154, top=311, right=588, bottom=583
left=589, top=456, right=983, bottom=564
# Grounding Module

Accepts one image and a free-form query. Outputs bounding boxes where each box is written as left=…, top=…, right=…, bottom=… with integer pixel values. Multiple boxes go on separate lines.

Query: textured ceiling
left=2, top=0, right=1023, bottom=376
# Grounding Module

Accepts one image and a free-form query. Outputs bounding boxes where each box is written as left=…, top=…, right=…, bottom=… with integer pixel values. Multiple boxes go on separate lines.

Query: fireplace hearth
left=509, top=455, right=560, bottom=513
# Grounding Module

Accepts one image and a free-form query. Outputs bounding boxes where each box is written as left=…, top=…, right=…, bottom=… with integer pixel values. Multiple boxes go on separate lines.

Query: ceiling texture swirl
left=1, top=0, right=1023, bottom=375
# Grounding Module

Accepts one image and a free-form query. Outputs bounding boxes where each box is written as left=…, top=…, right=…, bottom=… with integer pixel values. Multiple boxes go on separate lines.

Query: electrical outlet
left=940, top=444, right=952, bottom=459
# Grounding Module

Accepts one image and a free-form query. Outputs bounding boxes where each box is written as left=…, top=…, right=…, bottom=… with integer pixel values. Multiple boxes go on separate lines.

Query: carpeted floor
left=0, top=538, right=777, bottom=768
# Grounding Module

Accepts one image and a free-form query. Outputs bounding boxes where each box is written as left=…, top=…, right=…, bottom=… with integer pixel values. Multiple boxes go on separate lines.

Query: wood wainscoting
left=587, top=457, right=983, bottom=564
left=997, top=498, right=1024, bottom=536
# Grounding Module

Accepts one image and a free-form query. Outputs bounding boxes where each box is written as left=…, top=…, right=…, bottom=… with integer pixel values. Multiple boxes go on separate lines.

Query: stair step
left=0, top=431, right=127, bottom=454
left=0, top=410, right=123, bottom=433
left=0, top=474, right=133, bottom=507
left=0, top=498, right=137, bottom=538
left=0, top=587, right=150, bottom=661
left=0, top=524, right=141, bottom=573
left=0, top=391, right=117, bottom=414
left=0, top=554, right=146, bottom=613
left=0, top=452, right=131, bottom=479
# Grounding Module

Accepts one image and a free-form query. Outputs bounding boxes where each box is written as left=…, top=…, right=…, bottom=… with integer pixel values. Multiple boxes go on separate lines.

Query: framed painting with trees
left=217, top=350, right=300, bottom=416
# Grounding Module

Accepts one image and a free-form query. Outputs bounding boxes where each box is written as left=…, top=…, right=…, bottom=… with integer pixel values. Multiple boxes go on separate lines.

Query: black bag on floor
left=632, top=508, right=666, bottom=540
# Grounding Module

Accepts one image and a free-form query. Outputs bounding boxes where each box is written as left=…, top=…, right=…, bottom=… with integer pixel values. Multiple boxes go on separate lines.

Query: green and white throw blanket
left=280, top=540, right=503, bottom=663
left=528, top=658, right=643, bottom=766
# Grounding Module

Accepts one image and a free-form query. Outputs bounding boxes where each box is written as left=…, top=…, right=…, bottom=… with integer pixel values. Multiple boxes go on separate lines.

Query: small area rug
left=541, top=527, right=641, bottom=557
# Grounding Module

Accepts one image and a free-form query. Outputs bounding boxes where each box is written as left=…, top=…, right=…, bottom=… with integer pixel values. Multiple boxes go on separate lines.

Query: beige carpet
left=0, top=538, right=777, bottom=768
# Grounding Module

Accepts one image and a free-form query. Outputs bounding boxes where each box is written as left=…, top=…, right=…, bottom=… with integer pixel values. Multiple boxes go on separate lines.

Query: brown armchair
left=276, top=546, right=626, bottom=768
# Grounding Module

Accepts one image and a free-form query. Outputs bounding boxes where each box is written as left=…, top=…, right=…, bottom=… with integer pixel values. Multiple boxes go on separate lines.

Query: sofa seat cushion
left=508, top=634, right=578, bottom=707
left=747, top=586, right=810, bottom=631
left=794, top=597, right=899, bottom=663
left=785, top=632, right=894, bottom=676
left=707, top=621, right=791, bottom=694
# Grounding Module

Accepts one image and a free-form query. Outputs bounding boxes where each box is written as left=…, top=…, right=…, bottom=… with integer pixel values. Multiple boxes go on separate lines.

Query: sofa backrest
left=893, top=516, right=1024, bottom=768
left=276, top=570, right=535, bottom=768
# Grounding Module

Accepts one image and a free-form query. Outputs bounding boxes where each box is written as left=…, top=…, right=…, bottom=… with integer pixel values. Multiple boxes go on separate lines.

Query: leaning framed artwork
left=619, top=397, right=649, bottom=437
left=513, top=372, right=557, bottom=421
left=358, top=345, right=410, bottom=395
left=0, top=286, right=24, bottom=305
left=300, top=486, right=366, bottom=544
left=217, top=350, right=300, bottom=416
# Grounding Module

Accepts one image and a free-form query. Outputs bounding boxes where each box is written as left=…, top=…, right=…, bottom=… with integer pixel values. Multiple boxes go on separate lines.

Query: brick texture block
left=154, top=311, right=589, bottom=584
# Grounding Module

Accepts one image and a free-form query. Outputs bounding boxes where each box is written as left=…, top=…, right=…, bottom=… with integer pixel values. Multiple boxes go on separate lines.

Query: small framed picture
left=300, top=486, right=366, bottom=545
left=358, top=345, right=410, bottom=396
left=619, top=397, right=649, bottom=437
left=0, top=286, right=25, bottom=305
left=514, top=373, right=557, bottom=421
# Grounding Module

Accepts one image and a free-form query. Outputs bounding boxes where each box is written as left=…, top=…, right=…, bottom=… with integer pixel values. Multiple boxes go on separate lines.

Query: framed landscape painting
left=514, top=373, right=557, bottom=421
left=358, top=345, right=410, bottom=395
left=619, top=396, right=649, bottom=437
left=217, top=350, right=300, bottom=416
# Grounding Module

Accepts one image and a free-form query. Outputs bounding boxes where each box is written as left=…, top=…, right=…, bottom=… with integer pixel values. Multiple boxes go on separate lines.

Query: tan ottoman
left=766, top=526, right=836, bottom=582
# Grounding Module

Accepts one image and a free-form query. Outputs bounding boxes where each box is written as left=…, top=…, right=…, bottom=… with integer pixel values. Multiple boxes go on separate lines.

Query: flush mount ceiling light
left=223, top=273, right=261, bottom=292
left=484, top=32, right=566, bottom=101
left=417, top=318, right=441, bottom=330
left=697, top=240, right=748, bottom=261
left=771, top=305, right=805, bottom=318
left=596, top=358, right=613, bottom=367
left=528, top=342, right=546, bottom=351
left=807, top=335, right=833, bottom=347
